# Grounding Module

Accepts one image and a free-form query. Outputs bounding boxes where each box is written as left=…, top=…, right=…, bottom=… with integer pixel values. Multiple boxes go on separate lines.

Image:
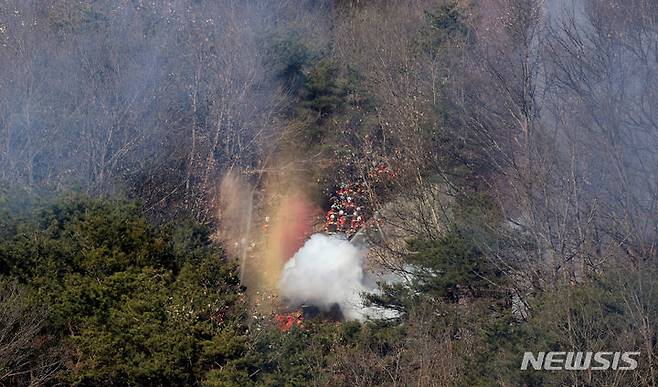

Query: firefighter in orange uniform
left=337, top=212, right=347, bottom=232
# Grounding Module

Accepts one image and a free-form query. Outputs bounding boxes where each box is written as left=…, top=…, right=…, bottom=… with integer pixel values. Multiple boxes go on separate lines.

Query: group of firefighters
left=324, top=182, right=368, bottom=235
left=369, top=161, right=397, bottom=181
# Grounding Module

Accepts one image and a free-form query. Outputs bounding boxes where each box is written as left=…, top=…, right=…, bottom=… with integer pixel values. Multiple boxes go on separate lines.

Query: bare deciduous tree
left=0, top=281, right=66, bottom=386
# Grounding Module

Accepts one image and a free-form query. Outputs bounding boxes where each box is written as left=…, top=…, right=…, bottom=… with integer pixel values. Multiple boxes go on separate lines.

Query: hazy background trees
left=0, top=0, right=330, bottom=223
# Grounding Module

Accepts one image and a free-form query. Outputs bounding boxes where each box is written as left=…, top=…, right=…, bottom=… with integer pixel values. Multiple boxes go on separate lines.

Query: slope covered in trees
left=0, top=0, right=657, bottom=386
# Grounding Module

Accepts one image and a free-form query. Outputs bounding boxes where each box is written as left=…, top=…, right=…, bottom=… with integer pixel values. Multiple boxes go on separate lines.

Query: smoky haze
left=1, top=0, right=655, bottom=287
left=0, top=0, right=330, bottom=221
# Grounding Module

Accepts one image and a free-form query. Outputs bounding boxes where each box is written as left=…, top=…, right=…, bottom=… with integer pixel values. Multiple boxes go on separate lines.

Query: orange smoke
left=259, top=190, right=320, bottom=291
left=271, top=193, right=318, bottom=264
left=215, top=141, right=322, bottom=314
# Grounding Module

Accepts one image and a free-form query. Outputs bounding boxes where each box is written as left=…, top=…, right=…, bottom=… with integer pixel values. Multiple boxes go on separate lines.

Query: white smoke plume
left=278, top=233, right=387, bottom=321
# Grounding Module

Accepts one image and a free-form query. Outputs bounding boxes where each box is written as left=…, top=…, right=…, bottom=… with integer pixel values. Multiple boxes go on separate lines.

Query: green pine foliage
left=0, top=195, right=249, bottom=385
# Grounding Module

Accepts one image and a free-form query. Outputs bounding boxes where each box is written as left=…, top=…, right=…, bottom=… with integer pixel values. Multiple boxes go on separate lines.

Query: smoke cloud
left=278, top=233, right=390, bottom=321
